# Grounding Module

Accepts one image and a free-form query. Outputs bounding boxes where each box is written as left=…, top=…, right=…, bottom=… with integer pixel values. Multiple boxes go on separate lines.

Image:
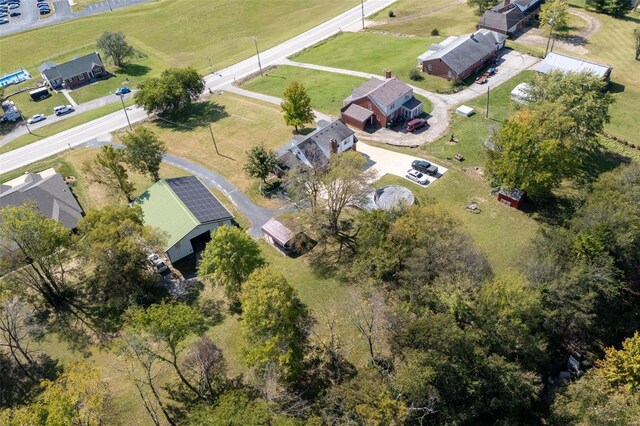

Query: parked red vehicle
left=407, top=118, right=428, bottom=132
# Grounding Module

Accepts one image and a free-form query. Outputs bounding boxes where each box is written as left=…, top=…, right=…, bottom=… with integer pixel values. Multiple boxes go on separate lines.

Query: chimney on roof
left=330, top=138, right=338, bottom=154
left=385, top=69, right=392, bottom=79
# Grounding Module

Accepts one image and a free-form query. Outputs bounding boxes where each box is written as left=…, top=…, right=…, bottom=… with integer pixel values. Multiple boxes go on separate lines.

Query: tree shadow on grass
left=155, top=101, right=230, bottom=132
left=118, top=63, right=151, bottom=77
left=525, top=149, right=628, bottom=226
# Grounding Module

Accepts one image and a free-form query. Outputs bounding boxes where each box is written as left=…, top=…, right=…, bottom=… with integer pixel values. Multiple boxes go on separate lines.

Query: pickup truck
left=411, top=159, right=438, bottom=176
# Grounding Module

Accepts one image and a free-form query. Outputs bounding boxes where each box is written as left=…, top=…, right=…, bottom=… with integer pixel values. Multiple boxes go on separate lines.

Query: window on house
left=447, top=70, right=452, bottom=79
left=427, top=64, right=433, bottom=72
left=78, top=74, right=85, bottom=80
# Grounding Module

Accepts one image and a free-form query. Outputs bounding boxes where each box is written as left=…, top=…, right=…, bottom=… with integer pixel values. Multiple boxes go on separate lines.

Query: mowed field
left=369, top=0, right=477, bottom=36
left=0, top=0, right=359, bottom=112
left=119, top=92, right=295, bottom=207
left=291, top=32, right=455, bottom=92
left=559, top=7, right=640, bottom=143
left=243, top=65, right=368, bottom=114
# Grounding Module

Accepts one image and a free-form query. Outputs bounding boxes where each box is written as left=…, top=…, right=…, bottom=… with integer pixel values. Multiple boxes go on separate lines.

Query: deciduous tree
left=122, top=126, right=166, bottom=182
left=96, top=31, right=135, bottom=67
left=243, top=144, right=280, bottom=185
left=198, top=226, right=265, bottom=306
left=77, top=205, right=165, bottom=317
left=539, top=0, right=569, bottom=37
left=240, top=267, right=310, bottom=384
left=281, top=81, right=314, bottom=132
left=125, top=303, right=208, bottom=401
left=467, top=0, right=500, bottom=13
left=82, top=145, right=135, bottom=202
left=135, top=67, right=205, bottom=115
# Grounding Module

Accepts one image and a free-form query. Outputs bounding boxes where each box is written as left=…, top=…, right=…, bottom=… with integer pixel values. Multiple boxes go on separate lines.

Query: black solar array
left=166, top=176, right=232, bottom=223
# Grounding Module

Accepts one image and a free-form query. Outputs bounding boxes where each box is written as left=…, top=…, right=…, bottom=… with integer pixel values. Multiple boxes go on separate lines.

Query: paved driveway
left=358, top=142, right=448, bottom=186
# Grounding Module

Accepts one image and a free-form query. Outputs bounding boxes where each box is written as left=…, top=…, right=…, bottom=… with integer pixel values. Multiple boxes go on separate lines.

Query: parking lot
left=358, top=142, right=448, bottom=186
left=0, top=0, right=60, bottom=35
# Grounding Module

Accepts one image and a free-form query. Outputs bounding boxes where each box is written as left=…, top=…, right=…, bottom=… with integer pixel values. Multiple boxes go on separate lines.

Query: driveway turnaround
left=358, top=142, right=448, bottom=186
left=0, top=0, right=397, bottom=174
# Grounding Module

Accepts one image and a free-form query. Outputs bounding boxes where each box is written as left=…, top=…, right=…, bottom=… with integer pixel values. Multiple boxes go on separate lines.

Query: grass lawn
left=128, top=92, right=294, bottom=208
left=376, top=172, right=539, bottom=273
left=0, top=0, right=359, bottom=79
left=505, top=4, right=640, bottom=142
left=423, top=70, right=536, bottom=169
left=291, top=32, right=454, bottom=93
left=0, top=98, right=134, bottom=155
left=369, top=0, right=478, bottom=37
left=5, top=90, right=68, bottom=118
left=1, top=0, right=358, bottom=110
left=242, top=65, right=367, bottom=115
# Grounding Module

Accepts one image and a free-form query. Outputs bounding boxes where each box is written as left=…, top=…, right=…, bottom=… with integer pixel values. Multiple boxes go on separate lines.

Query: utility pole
left=208, top=123, right=220, bottom=155
left=18, top=109, right=32, bottom=135
left=253, top=36, right=263, bottom=77
left=106, top=0, right=112, bottom=11
left=361, top=0, right=365, bottom=30
left=207, top=57, right=213, bottom=74
left=544, top=17, right=556, bottom=58
left=485, top=85, right=490, bottom=119
left=119, top=94, right=132, bottom=130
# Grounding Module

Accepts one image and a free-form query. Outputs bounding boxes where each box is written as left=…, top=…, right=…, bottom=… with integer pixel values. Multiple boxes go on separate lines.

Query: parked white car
left=27, top=113, right=46, bottom=124
left=147, top=253, right=168, bottom=273
left=406, top=169, right=429, bottom=185
left=53, top=105, right=74, bottom=116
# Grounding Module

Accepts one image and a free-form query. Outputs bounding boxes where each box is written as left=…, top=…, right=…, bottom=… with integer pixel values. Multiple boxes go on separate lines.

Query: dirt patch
left=464, top=166, right=485, bottom=180
left=512, top=9, right=600, bottom=55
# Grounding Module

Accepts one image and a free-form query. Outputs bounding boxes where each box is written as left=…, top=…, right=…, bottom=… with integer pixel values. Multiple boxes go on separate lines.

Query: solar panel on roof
left=166, top=176, right=232, bottom=223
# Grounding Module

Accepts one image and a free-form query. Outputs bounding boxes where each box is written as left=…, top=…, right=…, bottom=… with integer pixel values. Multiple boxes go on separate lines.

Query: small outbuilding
left=497, top=187, right=525, bottom=209
left=510, top=82, right=531, bottom=104
left=456, top=105, right=475, bottom=117
left=135, top=176, right=234, bottom=263
left=535, top=52, right=612, bottom=81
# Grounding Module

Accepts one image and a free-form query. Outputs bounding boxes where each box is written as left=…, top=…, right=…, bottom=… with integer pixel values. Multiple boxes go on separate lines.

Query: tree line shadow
left=154, top=101, right=230, bottom=132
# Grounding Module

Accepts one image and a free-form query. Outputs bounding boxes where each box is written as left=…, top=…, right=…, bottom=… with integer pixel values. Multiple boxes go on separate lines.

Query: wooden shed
left=497, top=187, right=525, bottom=209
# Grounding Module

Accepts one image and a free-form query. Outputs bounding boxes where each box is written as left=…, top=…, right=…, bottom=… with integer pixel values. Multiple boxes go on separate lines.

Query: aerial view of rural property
left=0, top=0, right=639, bottom=423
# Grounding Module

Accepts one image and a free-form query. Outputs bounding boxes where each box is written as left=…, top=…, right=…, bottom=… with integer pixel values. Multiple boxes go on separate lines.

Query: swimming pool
left=0, top=68, right=31, bottom=87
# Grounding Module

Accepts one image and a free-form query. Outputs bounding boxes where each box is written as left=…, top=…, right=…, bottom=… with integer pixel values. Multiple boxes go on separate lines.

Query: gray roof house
left=418, top=29, right=507, bottom=80
left=39, top=52, right=106, bottom=89
left=478, top=0, right=543, bottom=35
left=277, top=119, right=357, bottom=169
left=0, top=168, right=84, bottom=230
left=341, top=75, right=424, bottom=130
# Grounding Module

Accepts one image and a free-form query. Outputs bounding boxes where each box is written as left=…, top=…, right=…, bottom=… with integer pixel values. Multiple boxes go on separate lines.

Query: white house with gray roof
left=277, top=119, right=357, bottom=170
left=418, top=29, right=506, bottom=81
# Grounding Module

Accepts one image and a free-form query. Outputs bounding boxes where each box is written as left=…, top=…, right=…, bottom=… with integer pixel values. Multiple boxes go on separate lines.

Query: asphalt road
left=0, top=0, right=397, bottom=174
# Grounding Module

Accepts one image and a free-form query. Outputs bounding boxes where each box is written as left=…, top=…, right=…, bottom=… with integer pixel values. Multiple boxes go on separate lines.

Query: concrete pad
left=358, top=142, right=447, bottom=187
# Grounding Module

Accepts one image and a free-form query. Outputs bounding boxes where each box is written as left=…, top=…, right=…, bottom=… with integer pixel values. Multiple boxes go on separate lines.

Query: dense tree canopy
left=198, top=226, right=265, bottom=306
left=240, top=267, right=310, bottom=384
left=135, top=67, right=205, bottom=115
